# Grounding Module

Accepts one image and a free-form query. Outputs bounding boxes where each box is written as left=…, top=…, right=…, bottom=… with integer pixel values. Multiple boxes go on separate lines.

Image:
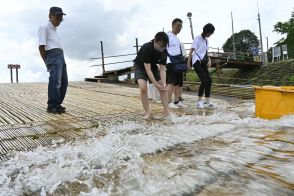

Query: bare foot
left=143, top=113, right=151, bottom=120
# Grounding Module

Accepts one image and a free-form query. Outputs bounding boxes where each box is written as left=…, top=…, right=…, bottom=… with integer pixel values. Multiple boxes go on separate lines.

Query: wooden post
left=127, top=73, right=131, bottom=84
left=10, top=68, right=13, bottom=83
left=100, top=41, right=105, bottom=74
left=16, top=68, right=19, bottom=83
left=216, top=63, right=221, bottom=85
left=8, top=64, right=21, bottom=83
left=135, top=38, right=139, bottom=54
left=127, top=38, right=139, bottom=84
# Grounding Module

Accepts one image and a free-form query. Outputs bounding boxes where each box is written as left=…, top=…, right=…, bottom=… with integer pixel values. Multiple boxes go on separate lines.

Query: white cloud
left=0, top=0, right=293, bottom=83
left=65, top=58, right=103, bottom=81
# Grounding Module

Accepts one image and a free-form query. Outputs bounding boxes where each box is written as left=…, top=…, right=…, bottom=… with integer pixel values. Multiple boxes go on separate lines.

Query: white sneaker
left=175, top=101, right=187, bottom=108
left=204, top=102, right=215, bottom=109
left=196, top=101, right=205, bottom=109
left=168, top=102, right=179, bottom=109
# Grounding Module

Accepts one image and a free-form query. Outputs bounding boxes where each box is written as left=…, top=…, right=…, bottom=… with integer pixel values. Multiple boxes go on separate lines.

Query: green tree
left=222, top=30, right=259, bottom=53
left=274, top=9, right=294, bottom=58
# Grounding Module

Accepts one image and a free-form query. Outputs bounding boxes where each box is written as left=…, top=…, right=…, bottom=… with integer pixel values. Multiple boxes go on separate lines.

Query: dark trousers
left=193, top=61, right=212, bottom=97
left=46, top=49, right=68, bottom=109
left=166, top=63, right=184, bottom=86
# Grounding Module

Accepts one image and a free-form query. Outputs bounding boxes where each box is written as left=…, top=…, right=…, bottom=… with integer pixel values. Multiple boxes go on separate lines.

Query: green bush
left=186, top=70, right=198, bottom=81
left=289, top=75, right=294, bottom=82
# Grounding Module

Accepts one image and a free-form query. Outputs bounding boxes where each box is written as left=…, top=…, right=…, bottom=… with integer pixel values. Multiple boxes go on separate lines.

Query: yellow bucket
left=254, top=86, right=294, bottom=119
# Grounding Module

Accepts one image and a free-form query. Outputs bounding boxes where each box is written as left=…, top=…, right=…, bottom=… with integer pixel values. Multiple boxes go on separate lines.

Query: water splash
left=0, top=101, right=293, bottom=195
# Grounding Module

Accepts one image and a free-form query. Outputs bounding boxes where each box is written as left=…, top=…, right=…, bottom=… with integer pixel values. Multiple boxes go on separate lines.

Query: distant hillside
left=184, top=59, right=294, bottom=98
left=186, top=59, right=294, bottom=86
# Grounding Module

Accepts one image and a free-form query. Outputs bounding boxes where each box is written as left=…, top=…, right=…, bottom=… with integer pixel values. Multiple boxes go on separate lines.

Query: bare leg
left=179, top=86, right=183, bottom=101
left=158, top=80, right=170, bottom=116
left=138, top=79, right=150, bottom=117
left=167, top=84, right=174, bottom=103
left=174, top=86, right=181, bottom=102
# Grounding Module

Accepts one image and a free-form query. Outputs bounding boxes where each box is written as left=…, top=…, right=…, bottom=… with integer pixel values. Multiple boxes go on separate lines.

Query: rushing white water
left=0, top=100, right=293, bottom=195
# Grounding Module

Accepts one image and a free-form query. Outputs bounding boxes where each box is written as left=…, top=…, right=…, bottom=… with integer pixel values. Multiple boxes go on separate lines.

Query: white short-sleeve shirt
left=166, top=32, right=182, bottom=64
left=191, top=35, right=209, bottom=65
left=38, top=21, right=63, bottom=51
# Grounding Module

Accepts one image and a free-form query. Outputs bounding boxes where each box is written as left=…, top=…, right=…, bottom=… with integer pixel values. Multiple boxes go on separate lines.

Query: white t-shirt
left=166, top=31, right=182, bottom=64
left=38, top=21, right=63, bottom=51
left=181, top=43, right=187, bottom=56
left=191, top=35, right=209, bottom=65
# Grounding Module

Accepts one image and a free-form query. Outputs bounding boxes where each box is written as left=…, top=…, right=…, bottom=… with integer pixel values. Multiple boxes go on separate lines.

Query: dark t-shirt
left=134, top=41, right=167, bottom=71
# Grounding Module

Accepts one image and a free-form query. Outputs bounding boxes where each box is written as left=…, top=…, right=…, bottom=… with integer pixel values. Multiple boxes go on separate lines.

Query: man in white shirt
left=38, top=7, right=68, bottom=114
left=166, top=18, right=187, bottom=108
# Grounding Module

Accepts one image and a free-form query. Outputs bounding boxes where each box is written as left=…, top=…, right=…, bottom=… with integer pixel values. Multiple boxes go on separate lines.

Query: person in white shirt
left=166, top=18, right=187, bottom=109
left=187, top=23, right=215, bottom=109
left=38, top=7, right=68, bottom=114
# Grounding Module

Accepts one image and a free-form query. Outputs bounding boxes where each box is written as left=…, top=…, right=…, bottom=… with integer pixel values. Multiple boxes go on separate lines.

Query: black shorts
left=166, top=63, right=183, bottom=86
left=134, top=64, right=160, bottom=84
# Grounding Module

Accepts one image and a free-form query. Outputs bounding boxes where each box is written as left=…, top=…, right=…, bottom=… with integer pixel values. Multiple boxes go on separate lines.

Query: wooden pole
left=16, top=68, right=19, bottom=83
left=135, top=38, right=139, bottom=53
left=100, top=41, right=105, bottom=74
left=216, top=63, right=221, bottom=84
left=10, top=68, right=13, bottom=83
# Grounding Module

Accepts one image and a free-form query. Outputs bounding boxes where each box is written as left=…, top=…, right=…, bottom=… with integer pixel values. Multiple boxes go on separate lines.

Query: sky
left=0, top=0, right=293, bottom=83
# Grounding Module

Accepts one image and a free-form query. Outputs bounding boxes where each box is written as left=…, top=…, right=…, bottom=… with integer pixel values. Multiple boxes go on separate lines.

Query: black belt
left=47, top=48, right=63, bottom=52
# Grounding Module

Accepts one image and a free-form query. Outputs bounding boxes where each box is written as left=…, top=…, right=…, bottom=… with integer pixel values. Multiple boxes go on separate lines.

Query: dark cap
left=49, top=7, right=66, bottom=16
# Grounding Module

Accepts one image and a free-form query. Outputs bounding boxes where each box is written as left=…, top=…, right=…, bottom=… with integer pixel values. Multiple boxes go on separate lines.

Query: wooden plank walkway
left=0, top=82, right=165, bottom=159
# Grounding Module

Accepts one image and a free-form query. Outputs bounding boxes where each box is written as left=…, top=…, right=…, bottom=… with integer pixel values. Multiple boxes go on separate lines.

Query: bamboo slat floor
left=0, top=82, right=184, bottom=159
left=2, top=82, right=294, bottom=195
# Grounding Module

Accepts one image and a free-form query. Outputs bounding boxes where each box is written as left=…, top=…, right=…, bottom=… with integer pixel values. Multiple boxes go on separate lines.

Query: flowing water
left=0, top=100, right=293, bottom=196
